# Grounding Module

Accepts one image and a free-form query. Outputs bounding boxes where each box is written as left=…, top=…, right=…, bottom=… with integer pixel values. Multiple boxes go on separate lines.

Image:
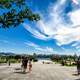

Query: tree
left=33, top=53, right=38, bottom=62
left=14, top=55, right=21, bottom=60
left=0, top=0, right=40, bottom=28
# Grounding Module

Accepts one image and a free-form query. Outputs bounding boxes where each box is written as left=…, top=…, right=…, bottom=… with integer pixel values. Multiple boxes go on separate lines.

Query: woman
left=28, top=58, right=32, bottom=72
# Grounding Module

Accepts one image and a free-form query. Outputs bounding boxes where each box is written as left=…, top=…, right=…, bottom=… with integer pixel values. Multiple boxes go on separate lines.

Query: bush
left=33, top=58, right=38, bottom=62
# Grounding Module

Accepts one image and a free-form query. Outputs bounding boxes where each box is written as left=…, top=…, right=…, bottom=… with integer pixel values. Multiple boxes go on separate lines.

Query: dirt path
left=0, top=61, right=80, bottom=80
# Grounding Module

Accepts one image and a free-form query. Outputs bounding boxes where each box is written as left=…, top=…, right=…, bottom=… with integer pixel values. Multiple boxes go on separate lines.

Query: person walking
left=77, top=58, right=80, bottom=75
left=22, top=57, right=28, bottom=73
left=8, top=60, right=11, bottom=66
left=28, top=58, right=32, bottom=72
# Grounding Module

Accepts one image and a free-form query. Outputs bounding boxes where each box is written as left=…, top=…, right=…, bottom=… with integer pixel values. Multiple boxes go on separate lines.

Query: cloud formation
left=72, top=0, right=80, bottom=5
left=24, top=41, right=39, bottom=48
left=24, top=41, right=54, bottom=53
left=24, top=0, right=80, bottom=47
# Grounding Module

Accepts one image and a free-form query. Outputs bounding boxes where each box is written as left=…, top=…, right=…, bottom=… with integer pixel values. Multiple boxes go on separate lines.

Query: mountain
left=0, top=52, right=15, bottom=56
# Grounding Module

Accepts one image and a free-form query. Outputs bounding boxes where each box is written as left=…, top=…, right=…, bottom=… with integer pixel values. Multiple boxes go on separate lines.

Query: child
left=29, top=59, right=32, bottom=72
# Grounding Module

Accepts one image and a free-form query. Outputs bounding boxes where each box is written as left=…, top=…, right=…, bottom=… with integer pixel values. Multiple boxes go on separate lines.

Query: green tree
left=0, top=0, right=40, bottom=28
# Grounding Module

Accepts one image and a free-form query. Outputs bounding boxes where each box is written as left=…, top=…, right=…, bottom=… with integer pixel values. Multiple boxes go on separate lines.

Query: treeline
left=50, top=54, right=79, bottom=66
left=0, top=53, right=38, bottom=63
left=0, top=52, right=79, bottom=66
left=0, top=53, right=53, bottom=63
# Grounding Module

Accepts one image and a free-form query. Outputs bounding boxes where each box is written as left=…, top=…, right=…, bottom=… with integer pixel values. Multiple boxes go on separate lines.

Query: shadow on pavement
left=14, top=71, right=29, bottom=74
left=72, top=73, right=79, bottom=76
left=73, top=73, right=80, bottom=80
left=75, top=79, right=80, bottom=80
left=14, top=68, right=22, bottom=70
left=14, top=68, right=29, bottom=74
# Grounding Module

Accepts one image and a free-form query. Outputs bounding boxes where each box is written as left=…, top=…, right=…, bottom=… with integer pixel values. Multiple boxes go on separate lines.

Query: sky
left=0, top=0, right=80, bottom=55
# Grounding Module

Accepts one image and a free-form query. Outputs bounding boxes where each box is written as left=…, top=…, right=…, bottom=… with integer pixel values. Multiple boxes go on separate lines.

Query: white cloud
left=23, top=23, right=50, bottom=40
left=24, top=41, right=39, bottom=48
left=72, top=0, right=80, bottom=5
left=68, top=9, right=80, bottom=26
left=76, top=46, right=80, bottom=49
left=0, top=40, right=9, bottom=43
left=55, top=27, right=80, bottom=46
left=35, top=46, right=54, bottom=53
left=72, top=42, right=78, bottom=47
left=46, top=47, right=54, bottom=52
left=71, top=41, right=80, bottom=49
left=23, top=0, right=80, bottom=47
left=24, top=41, right=54, bottom=53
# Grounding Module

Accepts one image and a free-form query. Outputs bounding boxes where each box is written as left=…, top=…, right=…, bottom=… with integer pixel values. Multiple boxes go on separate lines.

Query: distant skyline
left=0, top=0, right=80, bottom=55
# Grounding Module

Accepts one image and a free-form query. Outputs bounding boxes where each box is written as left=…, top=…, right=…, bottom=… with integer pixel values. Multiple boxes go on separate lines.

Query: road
left=0, top=61, right=80, bottom=80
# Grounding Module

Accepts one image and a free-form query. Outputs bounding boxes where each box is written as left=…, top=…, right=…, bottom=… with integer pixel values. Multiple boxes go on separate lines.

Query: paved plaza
left=0, top=61, right=80, bottom=80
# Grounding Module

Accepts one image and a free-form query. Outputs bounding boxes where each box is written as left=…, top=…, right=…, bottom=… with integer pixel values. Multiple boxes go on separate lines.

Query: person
left=28, top=58, right=32, bottom=72
left=42, top=61, right=44, bottom=64
left=77, top=58, right=80, bottom=75
left=7, top=59, right=11, bottom=66
left=21, top=56, right=28, bottom=73
left=61, top=60, right=65, bottom=66
left=8, top=60, right=11, bottom=66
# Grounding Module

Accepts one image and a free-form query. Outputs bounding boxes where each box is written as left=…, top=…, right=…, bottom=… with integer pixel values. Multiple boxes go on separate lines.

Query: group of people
left=7, top=56, right=80, bottom=75
left=21, top=56, right=32, bottom=73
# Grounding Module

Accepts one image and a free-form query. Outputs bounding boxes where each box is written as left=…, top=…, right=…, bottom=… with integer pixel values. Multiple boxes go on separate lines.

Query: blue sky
left=0, top=0, right=80, bottom=55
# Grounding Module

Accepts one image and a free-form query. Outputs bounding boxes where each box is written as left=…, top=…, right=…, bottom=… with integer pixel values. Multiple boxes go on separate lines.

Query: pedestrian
left=22, top=56, right=28, bottom=73
left=77, top=58, right=80, bottom=75
left=28, top=58, right=32, bottom=72
left=8, top=60, right=11, bottom=66
left=7, top=59, right=11, bottom=66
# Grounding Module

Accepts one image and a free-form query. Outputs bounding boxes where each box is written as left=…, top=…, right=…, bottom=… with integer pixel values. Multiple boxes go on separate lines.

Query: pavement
left=0, top=60, right=80, bottom=80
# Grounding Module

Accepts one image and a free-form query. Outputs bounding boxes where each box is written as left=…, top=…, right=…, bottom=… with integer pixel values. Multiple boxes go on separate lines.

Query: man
left=77, top=58, right=80, bottom=75
left=22, top=57, right=28, bottom=73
